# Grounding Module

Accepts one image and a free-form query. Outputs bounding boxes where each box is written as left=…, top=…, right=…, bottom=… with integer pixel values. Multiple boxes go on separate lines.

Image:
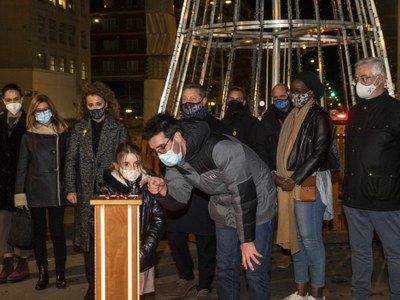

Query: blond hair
left=26, top=94, right=67, bottom=133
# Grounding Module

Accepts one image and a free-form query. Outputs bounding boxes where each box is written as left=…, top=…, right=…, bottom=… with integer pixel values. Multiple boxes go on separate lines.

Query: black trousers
left=168, top=231, right=216, bottom=290
left=83, top=237, right=95, bottom=300
left=29, top=206, right=66, bottom=273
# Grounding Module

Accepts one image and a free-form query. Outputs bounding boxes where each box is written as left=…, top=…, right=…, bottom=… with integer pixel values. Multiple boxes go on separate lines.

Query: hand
left=281, top=178, right=296, bottom=191
left=66, top=192, right=77, bottom=204
left=240, top=242, right=263, bottom=271
left=140, top=177, right=167, bottom=196
left=274, top=174, right=287, bottom=187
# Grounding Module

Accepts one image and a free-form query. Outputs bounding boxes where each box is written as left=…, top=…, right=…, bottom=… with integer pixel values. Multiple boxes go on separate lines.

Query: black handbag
left=8, top=208, right=34, bottom=250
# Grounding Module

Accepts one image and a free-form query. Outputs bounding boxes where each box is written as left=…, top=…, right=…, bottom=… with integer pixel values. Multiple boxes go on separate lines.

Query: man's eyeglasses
left=151, top=133, right=175, bottom=156
left=352, top=75, right=376, bottom=86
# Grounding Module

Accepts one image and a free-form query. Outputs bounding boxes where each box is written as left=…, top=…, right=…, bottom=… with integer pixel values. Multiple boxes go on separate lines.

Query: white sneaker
left=283, top=292, right=309, bottom=300
left=308, top=296, right=325, bottom=300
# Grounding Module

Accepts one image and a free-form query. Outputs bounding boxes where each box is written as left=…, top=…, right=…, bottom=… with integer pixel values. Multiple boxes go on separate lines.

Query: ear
left=174, top=131, right=184, bottom=143
left=201, top=97, right=208, bottom=107
left=112, top=162, right=119, bottom=170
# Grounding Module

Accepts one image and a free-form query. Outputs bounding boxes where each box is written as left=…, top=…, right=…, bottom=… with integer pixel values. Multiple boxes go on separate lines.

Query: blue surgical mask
left=35, top=110, right=53, bottom=124
left=273, top=99, right=290, bottom=110
left=158, top=139, right=183, bottom=167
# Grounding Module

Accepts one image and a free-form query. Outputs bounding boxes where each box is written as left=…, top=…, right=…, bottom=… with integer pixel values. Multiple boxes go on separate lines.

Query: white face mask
left=356, top=77, right=378, bottom=99
left=158, top=139, right=183, bottom=167
left=6, top=103, right=22, bottom=115
left=120, top=168, right=141, bottom=182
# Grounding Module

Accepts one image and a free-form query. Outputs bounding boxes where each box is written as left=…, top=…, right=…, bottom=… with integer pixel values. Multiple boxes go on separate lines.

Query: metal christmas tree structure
left=158, top=0, right=394, bottom=116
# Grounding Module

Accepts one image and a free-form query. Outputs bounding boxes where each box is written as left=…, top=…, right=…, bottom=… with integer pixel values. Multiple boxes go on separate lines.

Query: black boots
left=35, top=266, right=49, bottom=290
left=56, top=272, right=67, bottom=288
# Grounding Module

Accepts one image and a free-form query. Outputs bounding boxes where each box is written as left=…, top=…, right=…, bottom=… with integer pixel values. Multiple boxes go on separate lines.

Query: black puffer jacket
left=99, top=170, right=165, bottom=272
left=287, top=103, right=332, bottom=185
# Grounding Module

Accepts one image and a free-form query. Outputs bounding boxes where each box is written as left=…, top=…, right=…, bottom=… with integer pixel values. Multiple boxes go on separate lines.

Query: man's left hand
left=281, top=177, right=296, bottom=191
left=240, top=242, right=263, bottom=271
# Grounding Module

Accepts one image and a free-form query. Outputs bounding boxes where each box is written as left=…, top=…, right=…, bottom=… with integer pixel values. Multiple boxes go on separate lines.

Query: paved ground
left=0, top=207, right=391, bottom=299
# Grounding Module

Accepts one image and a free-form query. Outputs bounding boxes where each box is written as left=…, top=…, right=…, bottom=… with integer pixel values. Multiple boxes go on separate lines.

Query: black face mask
left=226, top=100, right=244, bottom=114
left=181, top=102, right=208, bottom=119
left=88, top=106, right=107, bottom=120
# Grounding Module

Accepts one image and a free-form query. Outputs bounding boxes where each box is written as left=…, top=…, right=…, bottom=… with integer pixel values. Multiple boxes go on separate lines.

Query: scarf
left=275, top=99, right=314, bottom=254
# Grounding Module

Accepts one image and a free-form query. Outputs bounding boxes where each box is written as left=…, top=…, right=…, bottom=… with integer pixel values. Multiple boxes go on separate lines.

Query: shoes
left=56, top=272, right=67, bottom=288
left=0, top=257, right=14, bottom=283
left=35, top=266, right=49, bottom=290
left=169, top=278, right=196, bottom=299
left=276, top=254, right=292, bottom=269
left=283, top=292, right=309, bottom=300
left=7, top=257, right=30, bottom=283
left=196, top=289, right=211, bottom=299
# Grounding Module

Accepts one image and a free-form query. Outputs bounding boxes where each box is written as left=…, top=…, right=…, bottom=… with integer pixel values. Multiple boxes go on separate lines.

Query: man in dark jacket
left=257, top=83, right=292, bottom=171
left=342, top=57, right=400, bottom=299
left=222, top=86, right=259, bottom=151
left=0, top=83, right=31, bottom=283
left=164, top=83, right=228, bottom=299
left=142, top=113, right=277, bottom=300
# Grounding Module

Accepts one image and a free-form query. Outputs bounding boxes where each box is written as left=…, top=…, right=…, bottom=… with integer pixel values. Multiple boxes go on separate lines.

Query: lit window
left=81, top=62, right=87, bottom=80
left=50, top=56, right=56, bottom=71
left=59, top=58, right=65, bottom=72
left=69, top=59, right=75, bottom=74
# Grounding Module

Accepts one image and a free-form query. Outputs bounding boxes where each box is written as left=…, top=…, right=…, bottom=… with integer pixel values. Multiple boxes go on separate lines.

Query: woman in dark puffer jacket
left=99, top=142, right=165, bottom=299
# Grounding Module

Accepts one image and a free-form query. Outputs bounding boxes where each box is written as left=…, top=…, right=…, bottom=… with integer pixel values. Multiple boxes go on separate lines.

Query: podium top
left=90, top=194, right=142, bottom=206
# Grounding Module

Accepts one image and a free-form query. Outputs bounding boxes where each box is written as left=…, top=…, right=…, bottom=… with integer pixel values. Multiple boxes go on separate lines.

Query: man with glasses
left=342, top=57, right=400, bottom=299
left=162, top=83, right=228, bottom=299
left=141, top=113, right=277, bottom=300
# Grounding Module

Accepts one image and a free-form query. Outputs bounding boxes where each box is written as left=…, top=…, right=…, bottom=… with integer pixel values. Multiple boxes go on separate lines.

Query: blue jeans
left=293, top=193, right=326, bottom=288
left=215, top=220, right=274, bottom=300
left=344, top=206, right=400, bottom=300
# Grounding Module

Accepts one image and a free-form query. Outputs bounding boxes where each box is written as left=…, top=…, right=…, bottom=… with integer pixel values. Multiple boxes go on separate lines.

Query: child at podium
left=99, top=142, right=165, bottom=299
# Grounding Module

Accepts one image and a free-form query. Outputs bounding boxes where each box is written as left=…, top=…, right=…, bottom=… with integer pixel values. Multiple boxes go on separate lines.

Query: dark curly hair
left=78, top=81, right=120, bottom=120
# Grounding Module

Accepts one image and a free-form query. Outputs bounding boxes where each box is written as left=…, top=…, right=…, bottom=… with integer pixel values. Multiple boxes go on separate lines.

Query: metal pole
left=271, top=0, right=281, bottom=87
left=158, top=0, right=192, bottom=113
left=313, top=0, right=325, bottom=108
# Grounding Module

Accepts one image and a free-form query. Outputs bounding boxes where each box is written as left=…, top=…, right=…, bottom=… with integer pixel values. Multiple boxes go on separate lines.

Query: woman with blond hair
left=15, top=94, right=69, bottom=290
left=64, top=81, right=130, bottom=300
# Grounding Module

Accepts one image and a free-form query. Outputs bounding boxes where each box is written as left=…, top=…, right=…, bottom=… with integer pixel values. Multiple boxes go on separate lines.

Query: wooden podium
left=90, top=195, right=142, bottom=300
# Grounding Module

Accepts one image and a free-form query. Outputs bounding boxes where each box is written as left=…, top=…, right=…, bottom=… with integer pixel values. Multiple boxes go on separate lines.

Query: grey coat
left=158, top=119, right=277, bottom=243
left=64, top=114, right=130, bottom=251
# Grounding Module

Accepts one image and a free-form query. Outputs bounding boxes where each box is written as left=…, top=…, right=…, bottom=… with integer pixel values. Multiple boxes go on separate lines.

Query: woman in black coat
left=15, top=94, right=69, bottom=290
left=64, top=81, right=130, bottom=300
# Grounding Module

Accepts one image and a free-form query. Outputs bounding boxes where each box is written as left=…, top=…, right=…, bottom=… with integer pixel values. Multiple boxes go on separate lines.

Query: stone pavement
left=0, top=207, right=391, bottom=299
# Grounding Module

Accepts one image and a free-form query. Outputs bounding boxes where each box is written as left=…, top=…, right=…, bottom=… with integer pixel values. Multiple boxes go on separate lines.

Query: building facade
left=0, top=0, right=90, bottom=119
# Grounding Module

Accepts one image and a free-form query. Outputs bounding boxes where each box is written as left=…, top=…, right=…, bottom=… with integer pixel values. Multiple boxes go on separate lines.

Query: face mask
left=356, top=79, right=378, bottom=99
left=6, top=103, right=22, bottom=115
left=226, top=100, right=244, bottom=114
left=158, top=139, right=183, bottom=167
left=120, top=168, right=141, bottom=182
left=88, top=106, right=107, bottom=120
left=273, top=99, right=290, bottom=110
left=181, top=101, right=208, bottom=119
left=35, top=110, right=52, bottom=124
left=290, top=92, right=311, bottom=108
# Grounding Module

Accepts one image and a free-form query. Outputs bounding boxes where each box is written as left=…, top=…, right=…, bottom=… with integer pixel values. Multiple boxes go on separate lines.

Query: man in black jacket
left=257, top=83, right=292, bottom=171
left=165, top=83, right=228, bottom=299
left=342, top=57, right=400, bottom=299
left=222, top=86, right=259, bottom=151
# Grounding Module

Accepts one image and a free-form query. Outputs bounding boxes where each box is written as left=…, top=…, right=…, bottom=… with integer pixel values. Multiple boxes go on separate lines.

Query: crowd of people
left=0, top=56, right=399, bottom=300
